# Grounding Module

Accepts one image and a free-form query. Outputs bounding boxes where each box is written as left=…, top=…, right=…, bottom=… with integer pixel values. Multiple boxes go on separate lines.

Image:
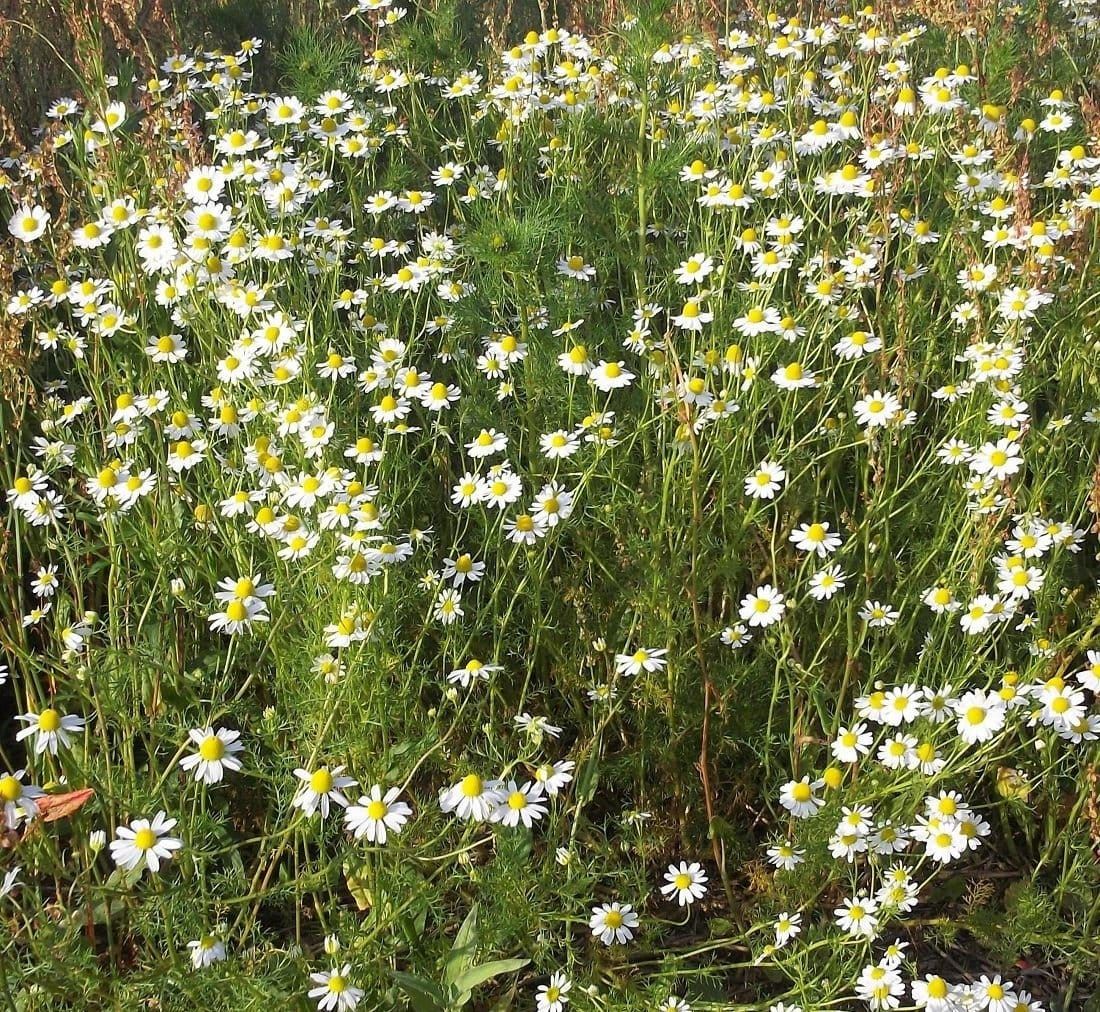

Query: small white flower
left=589, top=902, right=638, bottom=945
left=109, top=811, right=183, bottom=875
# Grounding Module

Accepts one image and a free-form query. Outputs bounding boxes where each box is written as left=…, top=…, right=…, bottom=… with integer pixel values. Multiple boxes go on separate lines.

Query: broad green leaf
left=392, top=970, right=445, bottom=1012
left=449, top=957, right=530, bottom=1000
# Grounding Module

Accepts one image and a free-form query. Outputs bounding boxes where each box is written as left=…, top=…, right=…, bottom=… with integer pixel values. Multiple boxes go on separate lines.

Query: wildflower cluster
left=2, top=1, right=1099, bottom=1008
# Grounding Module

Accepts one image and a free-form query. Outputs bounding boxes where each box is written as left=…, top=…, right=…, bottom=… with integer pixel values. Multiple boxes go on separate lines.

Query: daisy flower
left=536, top=972, right=571, bottom=1012
left=308, top=965, right=364, bottom=1011
left=779, top=776, right=824, bottom=818
left=109, top=811, right=183, bottom=875
left=179, top=727, right=244, bottom=784
left=745, top=460, right=786, bottom=499
left=614, top=646, right=668, bottom=675
left=439, top=774, right=502, bottom=821
left=188, top=935, right=227, bottom=969
left=0, top=770, right=44, bottom=830
left=739, top=585, right=786, bottom=627
left=659, top=861, right=708, bottom=905
left=589, top=902, right=639, bottom=945
left=293, top=766, right=357, bottom=818
left=15, top=708, right=86, bottom=755
left=789, top=521, right=842, bottom=557
left=491, top=780, right=547, bottom=828
left=344, top=785, right=412, bottom=843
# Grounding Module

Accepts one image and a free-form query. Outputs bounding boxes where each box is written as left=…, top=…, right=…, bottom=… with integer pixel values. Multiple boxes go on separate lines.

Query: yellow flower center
left=199, top=735, right=226, bottom=761
left=310, top=769, right=334, bottom=794
left=366, top=799, right=388, bottom=820
left=927, top=978, right=948, bottom=999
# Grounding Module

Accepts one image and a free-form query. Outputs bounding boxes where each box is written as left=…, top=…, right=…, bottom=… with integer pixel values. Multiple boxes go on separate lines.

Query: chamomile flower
left=740, top=585, right=786, bottom=627
left=179, top=727, right=244, bottom=784
left=536, top=972, right=571, bottom=1012
left=954, top=690, right=1006, bottom=744
left=832, top=723, right=873, bottom=763
left=532, top=759, right=575, bottom=795
left=834, top=893, right=880, bottom=938
left=854, top=390, right=902, bottom=428
left=789, top=521, right=842, bottom=557
left=745, top=460, right=786, bottom=499
left=659, top=861, right=708, bottom=905
left=589, top=902, right=639, bottom=945
left=187, top=934, right=227, bottom=969
left=779, top=776, right=824, bottom=818
left=15, top=708, right=86, bottom=755
left=590, top=360, right=635, bottom=392
left=344, top=785, right=412, bottom=843
left=109, top=811, right=183, bottom=875
left=491, top=780, right=547, bottom=828
left=439, top=774, right=502, bottom=821
left=614, top=646, right=668, bottom=675
left=292, top=766, right=357, bottom=818
left=9, top=205, right=50, bottom=242
left=308, top=965, right=364, bottom=1011
left=809, top=565, right=847, bottom=600
left=0, top=771, right=44, bottom=830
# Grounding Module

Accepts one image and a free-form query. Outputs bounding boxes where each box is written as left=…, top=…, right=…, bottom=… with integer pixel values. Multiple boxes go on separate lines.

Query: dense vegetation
left=2, top=1, right=1100, bottom=1009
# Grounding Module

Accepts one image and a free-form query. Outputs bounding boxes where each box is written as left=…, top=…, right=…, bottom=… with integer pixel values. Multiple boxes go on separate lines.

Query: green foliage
left=276, top=23, right=361, bottom=102
left=3, top=2, right=1100, bottom=1011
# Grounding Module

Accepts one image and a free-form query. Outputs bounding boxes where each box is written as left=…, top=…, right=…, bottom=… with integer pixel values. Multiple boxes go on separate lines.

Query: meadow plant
left=2, top=0, right=1100, bottom=1008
